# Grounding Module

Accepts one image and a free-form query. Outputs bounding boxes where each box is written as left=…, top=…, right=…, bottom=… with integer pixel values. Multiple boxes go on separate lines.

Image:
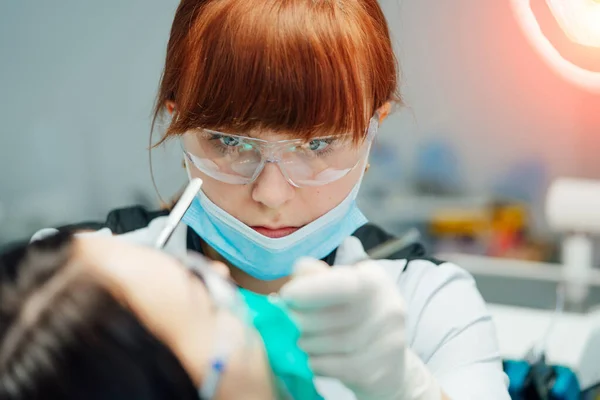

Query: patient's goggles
left=183, top=253, right=322, bottom=400
left=181, top=115, right=379, bottom=187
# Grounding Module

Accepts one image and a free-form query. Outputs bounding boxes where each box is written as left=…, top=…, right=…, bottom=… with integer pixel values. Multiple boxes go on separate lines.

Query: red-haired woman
left=33, top=1, right=510, bottom=399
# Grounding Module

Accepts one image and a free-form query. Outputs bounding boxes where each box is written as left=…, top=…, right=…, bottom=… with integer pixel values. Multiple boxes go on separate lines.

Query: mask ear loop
left=182, top=252, right=255, bottom=398
left=198, top=312, right=237, bottom=399
left=197, top=292, right=259, bottom=399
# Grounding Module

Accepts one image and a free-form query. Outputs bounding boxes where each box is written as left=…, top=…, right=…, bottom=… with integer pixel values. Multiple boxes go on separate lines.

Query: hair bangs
left=154, top=0, right=398, bottom=144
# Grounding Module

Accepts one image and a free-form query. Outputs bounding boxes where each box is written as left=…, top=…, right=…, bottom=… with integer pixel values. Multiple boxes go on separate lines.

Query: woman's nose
left=251, top=162, right=295, bottom=209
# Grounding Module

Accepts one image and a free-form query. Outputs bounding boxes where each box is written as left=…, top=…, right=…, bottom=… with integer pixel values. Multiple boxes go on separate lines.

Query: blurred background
left=2, top=0, right=598, bottom=258
left=1, top=0, right=600, bottom=395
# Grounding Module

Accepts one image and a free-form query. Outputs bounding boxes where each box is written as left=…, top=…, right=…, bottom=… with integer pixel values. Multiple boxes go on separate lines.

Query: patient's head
left=0, top=233, right=275, bottom=400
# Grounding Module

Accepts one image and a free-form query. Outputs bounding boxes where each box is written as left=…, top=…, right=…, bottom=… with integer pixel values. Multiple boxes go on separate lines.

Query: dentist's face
left=186, top=137, right=365, bottom=240
left=176, top=102, right=390, bottom=241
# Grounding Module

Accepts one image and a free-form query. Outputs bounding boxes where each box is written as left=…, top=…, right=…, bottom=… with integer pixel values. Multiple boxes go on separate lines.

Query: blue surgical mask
left=182, top=176, right=368, bottom=281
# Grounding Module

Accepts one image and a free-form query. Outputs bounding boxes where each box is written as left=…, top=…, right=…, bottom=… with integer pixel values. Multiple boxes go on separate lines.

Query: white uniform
left=31, top=223, right=510, bottom=399
left=315, top=255, right=510, bottom=400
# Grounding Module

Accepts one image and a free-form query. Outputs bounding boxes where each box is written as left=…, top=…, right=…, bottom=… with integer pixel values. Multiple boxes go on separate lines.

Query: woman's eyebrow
left=183, top=268, right=223, bottom=317
left=185, top=267, right=206, bottom=286
left=175, top=255, right=206, bottom=287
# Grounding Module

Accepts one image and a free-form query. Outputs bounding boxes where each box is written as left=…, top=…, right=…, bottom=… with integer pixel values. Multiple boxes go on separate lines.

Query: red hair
left=153, top=0, right=399, bottom=144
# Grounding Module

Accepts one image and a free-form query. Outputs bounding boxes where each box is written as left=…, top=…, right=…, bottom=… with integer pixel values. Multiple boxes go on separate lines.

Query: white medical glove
left=280, top=237, right=442, bottom=400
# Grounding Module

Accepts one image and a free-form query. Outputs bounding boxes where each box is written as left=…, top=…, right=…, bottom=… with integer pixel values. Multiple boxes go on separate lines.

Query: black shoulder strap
left=352, top=223, right=428, bottom=259
left=104, top=206, right=169, bottom=234
left=321, top=223, right=444, bottom=268
left=56, top=206, right=169, bottom=235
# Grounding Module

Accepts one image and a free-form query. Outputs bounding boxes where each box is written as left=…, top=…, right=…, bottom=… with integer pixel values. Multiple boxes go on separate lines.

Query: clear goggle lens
left=181, top=115, right=379, bottom=187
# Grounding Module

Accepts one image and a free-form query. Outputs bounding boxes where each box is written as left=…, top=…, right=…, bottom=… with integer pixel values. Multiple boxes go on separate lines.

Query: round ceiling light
left=510, top=0, right=600, bottom=92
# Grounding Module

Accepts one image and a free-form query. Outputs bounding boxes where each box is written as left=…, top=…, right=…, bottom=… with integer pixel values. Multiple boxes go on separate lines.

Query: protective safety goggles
left=181, top=114, right=379, bottom=187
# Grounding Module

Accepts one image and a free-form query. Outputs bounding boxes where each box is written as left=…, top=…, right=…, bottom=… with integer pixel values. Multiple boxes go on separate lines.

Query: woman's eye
left=308, top=139, right=331, bottom=151
left=220, top=136, right=240, bottom=147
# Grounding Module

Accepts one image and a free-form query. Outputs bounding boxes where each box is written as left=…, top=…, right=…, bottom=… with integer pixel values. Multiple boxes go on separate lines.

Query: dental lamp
left=547, top=0, right=600, bottom=48
left=511, top=0, right=600, bottom=92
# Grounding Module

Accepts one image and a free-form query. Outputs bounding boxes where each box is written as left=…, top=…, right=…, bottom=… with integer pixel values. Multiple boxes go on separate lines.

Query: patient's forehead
left=69, top=237, right=274, bottom=396
left=73, top=236, right=216, bottom=385
left=73, top=236, right=211, bottom=312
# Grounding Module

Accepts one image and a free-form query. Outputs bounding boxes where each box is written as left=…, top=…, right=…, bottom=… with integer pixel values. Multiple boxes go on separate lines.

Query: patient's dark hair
left=0, top=232, right=199, bottom=400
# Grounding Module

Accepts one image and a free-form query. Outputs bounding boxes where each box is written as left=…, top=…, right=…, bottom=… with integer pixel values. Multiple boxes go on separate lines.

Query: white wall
left=1, top=1, right=599, bottom=244
left=365, top=0, right=600, bottom=231
left=0, top=1, right=184, bottom=243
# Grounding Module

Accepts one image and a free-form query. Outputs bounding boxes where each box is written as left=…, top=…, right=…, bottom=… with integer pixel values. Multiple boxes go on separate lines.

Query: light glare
left=547, top=0, right=600, bottom=47
left=510, top=0, right=600, bottom=93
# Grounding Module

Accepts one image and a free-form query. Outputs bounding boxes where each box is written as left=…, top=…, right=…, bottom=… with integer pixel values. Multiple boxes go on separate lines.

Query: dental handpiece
left=154, top=178, right=203, bottom=249
left=365, top=228, right=421, bottom=261
left=344, top=228, right=422, bottom=264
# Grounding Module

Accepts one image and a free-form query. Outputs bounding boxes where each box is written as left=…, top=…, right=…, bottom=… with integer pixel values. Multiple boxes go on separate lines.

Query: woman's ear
left=377, top=102, right=392, bottom=122
left=166, top=101, right=176, bottom=115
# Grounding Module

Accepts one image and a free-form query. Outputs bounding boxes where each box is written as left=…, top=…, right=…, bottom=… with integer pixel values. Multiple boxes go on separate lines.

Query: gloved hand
left=280, top=236, right=442, bottom=400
